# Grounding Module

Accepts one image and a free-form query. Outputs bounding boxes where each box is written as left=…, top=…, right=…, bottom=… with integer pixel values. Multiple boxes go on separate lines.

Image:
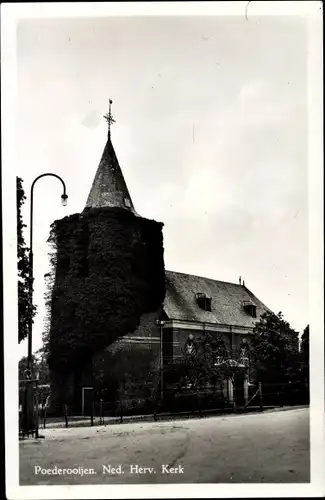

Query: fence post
left=232, top=380, right=237, bottom=413
left=227, top=377, right=234, bottom=411
left=197, top=392, right=203, bottom=418
left=152, top=391, right=158, bottom=422
left=91, top=399, right=94, bottom=427
left=99, top=399, right=103, bottom=425
left=64, top=404, right=68, bottom=428
left=279, top=384, right=284, bottom=407
left=154, top=401, right=158, bottom=422
left=120, top=397, right=123, bottom=424
left=258, top=382, right=263, bottom=412
left=244, top=376, right=249, bottom=406
left=119, top=388, right=123, bottom=424
left=233, top=394, right=237, bottom=413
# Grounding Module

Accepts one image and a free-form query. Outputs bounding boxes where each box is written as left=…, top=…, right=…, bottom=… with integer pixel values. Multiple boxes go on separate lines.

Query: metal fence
left=21, top=379, right=308, bottom=432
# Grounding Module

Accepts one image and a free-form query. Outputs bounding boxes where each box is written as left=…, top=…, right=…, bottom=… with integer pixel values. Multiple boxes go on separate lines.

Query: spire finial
left=103, top=99, right=116, bottom=137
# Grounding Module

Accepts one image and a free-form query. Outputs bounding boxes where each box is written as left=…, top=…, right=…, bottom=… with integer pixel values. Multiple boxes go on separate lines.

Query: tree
left=19, top=352, right=50, bottom=384
left=19, top=354, right=37, bottom=381
left=92, top=342, right=157, bottom=401
left=162, top=333, right=247, bottom=414
left=17, top=177, right=36, bottom=342
left=19, top=353, right=51, bottom=409
left=35, top=348, right=51, bottom=385
left=300, top=325, right=309, bottom=387
left=164, top=332, right=244, bottom=394
left=252, top=311, right=300, bottom=385
left=42, top=268, right=56, bottom=357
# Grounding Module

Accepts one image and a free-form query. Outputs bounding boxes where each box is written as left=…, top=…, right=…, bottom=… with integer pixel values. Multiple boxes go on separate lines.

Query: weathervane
left=103, top=99, right=116, bottom=137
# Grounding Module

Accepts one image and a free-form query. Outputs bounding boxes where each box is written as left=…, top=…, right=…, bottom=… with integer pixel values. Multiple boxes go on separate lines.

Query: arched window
left=239, top=339, right=250, bottom=367
left=213, top=336, right=229, bottom=366
left=184, top=334, right=197, bottom=356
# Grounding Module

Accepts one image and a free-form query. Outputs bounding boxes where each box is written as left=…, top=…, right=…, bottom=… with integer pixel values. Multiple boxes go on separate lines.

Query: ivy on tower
left=46, top=103, right=165, bottom=409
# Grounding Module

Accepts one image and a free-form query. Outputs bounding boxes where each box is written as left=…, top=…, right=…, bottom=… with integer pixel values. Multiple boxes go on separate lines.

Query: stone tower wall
left=47, top=206, right=165, bottom=410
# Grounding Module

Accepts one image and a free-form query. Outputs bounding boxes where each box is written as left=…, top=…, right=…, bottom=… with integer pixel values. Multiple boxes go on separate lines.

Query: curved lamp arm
left=30, top=173, right=68, bottom=251
left=28, top=173, right=68, bottom=368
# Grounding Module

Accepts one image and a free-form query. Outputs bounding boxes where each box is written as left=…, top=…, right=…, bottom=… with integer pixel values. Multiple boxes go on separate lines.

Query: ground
left=19, top=407, right=309, bottom=485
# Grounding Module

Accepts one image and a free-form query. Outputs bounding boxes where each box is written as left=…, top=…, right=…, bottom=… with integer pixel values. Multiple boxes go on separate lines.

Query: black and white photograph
left=2, top=2, right=324, bottom=499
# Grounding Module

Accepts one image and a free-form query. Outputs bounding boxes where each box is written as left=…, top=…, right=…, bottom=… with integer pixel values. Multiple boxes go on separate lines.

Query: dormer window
left=124, top=197, right=131, bottom=208
left=196, top=292, right=212, bottom=312
left=242, top=300, right=257, bottom=318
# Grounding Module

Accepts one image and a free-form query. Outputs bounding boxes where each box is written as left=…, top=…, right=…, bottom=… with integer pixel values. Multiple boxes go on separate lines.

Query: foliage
left=164, top=332, right=245, bottom=393
left=19, top=352, right=50, bottom=384
left=300, top=324, right=309, bottom=384
left=19, top=355, right=37, bottom=380
left=45, top=207, right=165, bottom=405
left=17, top=177, right=36, bottom=342
left=93, top=343, right=158, bottom=402
left=19, top=353, right=51, bottom=409
left=252, top=310, right=300, bottom=384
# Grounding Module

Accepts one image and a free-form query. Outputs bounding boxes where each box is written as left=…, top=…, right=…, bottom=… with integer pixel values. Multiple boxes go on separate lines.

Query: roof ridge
left=165, top=269, right=242, bottom=287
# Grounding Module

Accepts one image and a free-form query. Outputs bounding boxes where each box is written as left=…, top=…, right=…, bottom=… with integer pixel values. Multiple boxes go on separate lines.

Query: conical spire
left=84, top=101, right=136, bottom=213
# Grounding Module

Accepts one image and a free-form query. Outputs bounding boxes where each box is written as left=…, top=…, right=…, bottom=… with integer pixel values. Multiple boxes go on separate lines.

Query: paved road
left=19, top=407, right=309, bottom=485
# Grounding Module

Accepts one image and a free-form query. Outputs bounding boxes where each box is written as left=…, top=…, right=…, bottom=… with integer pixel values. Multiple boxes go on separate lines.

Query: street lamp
left=24, top=173, right=68, bottom=437
left=27, top=174, right=68, bottom=369
left=61, top=194, right=68, bottom=206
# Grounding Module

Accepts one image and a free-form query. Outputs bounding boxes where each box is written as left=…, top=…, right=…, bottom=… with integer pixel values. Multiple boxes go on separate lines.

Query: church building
left=48, top=103, right=270, bottom=412
left=81, top=105, right=269, bottom=407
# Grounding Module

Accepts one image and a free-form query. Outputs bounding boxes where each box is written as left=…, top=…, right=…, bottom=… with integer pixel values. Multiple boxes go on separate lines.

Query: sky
left=16, top=14, right=308, bottom=359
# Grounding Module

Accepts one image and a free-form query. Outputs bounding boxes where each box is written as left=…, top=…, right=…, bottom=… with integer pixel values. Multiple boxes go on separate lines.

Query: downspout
left=230, top=325, right=234, bottom=356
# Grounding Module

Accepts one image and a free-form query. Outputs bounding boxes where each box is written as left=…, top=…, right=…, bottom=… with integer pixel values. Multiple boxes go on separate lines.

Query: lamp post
left=25, top=173, right=68, bottom=436
left=156, top=320, right=165, bottom=401
left=34, top=368, right=40, bottom=438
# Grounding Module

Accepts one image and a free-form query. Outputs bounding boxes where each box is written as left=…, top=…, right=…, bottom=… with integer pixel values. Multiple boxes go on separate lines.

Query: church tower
left=48, top=101, right=165, bottom=411
left=84, top=100, right=136, bottom=213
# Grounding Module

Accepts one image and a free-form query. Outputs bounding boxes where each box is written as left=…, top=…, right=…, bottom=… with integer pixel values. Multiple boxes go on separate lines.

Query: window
left=196, top=293, right=212, bottom=312
left=213, top=336, right=229, bottom=365
left=185, top=334, right=197, bottom=356
left=239, top=340, right=250, bottom=367
left=204, top=297, right=212, bottom=312
left=242, top=300, right=257, bottom=318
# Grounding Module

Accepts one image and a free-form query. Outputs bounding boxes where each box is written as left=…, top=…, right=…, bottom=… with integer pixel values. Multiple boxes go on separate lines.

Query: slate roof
left=84, top=135, right=136, bottom=213
left=163, top=270, right=270, bottom=328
